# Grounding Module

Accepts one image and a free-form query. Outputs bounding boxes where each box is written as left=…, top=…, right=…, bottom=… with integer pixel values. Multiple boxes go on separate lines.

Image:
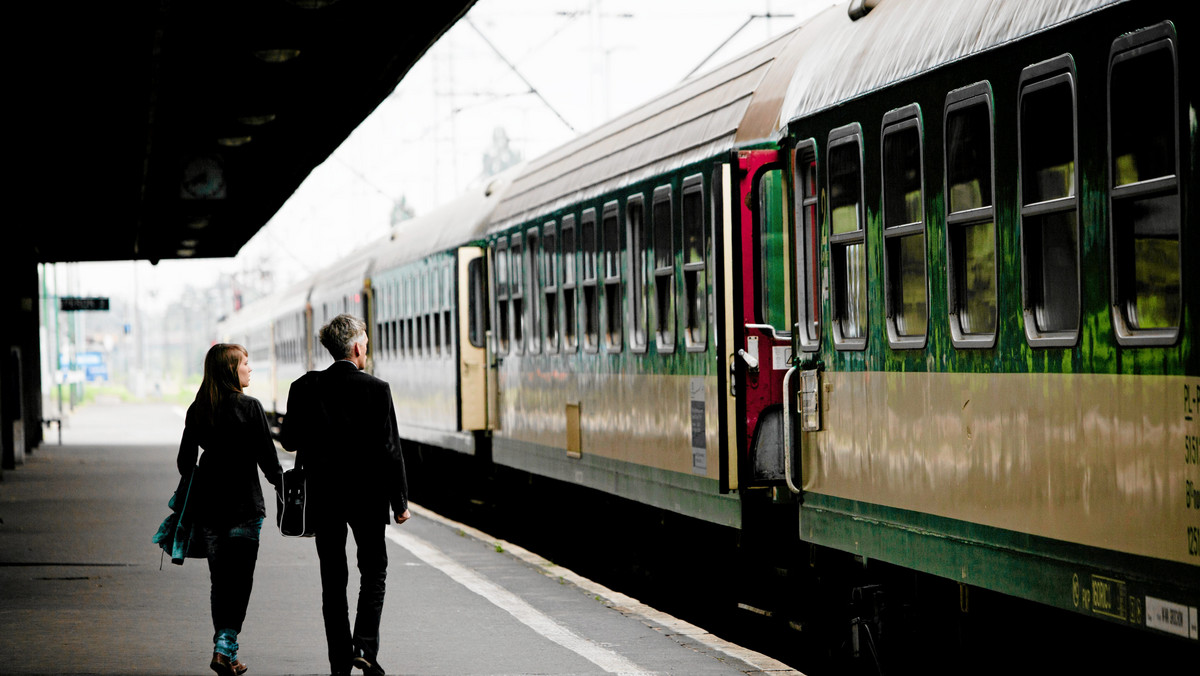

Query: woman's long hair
left=195, top=343, right=247, bottom=426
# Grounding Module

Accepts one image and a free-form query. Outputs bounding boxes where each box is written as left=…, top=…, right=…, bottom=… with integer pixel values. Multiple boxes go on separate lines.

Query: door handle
left=737, top=348, right=759, bottom=374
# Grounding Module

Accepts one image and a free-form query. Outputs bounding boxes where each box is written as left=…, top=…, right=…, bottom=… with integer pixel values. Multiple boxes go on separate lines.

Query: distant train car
left=370, top=172, right=514, bottom=454
left=267, top=280, right=311, bottom=420
left=216, top=293, right=277, bottom=407
left=775, top=0, right=1197, bottom=640
left=307, top=245, right=373, bottom=373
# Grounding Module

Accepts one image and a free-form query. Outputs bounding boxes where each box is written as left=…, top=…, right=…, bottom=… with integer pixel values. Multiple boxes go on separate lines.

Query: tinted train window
left=710, top=167, right=725, bottom=342
left=443, top=263, right=453, bottom=356
left=437, top=266, right=446, bottom=354
left=792, top=141, right=820, bottom=351
left=427, top=269, right=436, bottom=354
left=1109, top=23, right=1180, bottom=344
left=510, top=235, right=525, bottom=354
left=945, top=82, right=997, bottom=347
left=759, top=167, right=789, bottom=335
left=390, top=283, right=398, bottom=359
left=602, top=201, right=623, bottom=353
left=1019, top=56, right=1079, bottom=346
left=682, top=174, right=707, bottom=351
left=542, top=222, right=559, bottom=353
left=494, top=241, right=510, bottom=355
left=627, top=195, right=648, bottom=353
left=881, top=106, right=928, bottom=348
left=417, top=275, right=426, bottom=356
left=652, top=185, right=675, bottom=353
left=561, top=216, right=579, bottom=352
left=526, top=228, right=541, bottom=355
left=374, top=288, right=386, bottom=358
left=403, top=277, right=412, bottom=356
left=468, top=258, right=486, bottom=348
left=580, top=210, right=599, bottom=353
left=828, top=123, right=867, bottom=350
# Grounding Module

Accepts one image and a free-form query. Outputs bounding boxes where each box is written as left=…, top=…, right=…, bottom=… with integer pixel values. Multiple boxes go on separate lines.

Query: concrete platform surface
left=0, top=402, right=800, bottom=676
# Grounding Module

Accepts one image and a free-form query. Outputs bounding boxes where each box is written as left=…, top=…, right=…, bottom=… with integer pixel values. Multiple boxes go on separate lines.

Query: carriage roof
left=489, top=22, right=811, bottom=231
left=781, top=0, right=1123, bottom=125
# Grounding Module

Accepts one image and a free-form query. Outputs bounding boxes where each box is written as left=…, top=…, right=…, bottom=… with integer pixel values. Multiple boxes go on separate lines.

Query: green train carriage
left=777, top=0, right=1197, bottom=640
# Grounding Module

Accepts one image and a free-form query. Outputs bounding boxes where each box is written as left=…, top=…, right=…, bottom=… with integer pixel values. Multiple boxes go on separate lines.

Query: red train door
left=732, top=149, right=793, bottom=487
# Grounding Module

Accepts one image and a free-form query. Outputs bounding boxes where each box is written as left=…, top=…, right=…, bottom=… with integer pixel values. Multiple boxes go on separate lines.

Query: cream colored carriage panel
left=496, top=366, right=720, bottom=478
left=805, top=370, right=1200, bottom=567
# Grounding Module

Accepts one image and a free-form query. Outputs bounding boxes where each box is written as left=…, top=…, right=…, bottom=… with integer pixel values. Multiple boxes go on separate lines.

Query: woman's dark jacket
left=177, top=393, right=283, bottom=528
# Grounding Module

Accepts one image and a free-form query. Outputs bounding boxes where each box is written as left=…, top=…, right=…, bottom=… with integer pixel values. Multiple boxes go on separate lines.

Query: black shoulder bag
left=277, top=373, right=318, bottom=537
left=277, top=461, right=314, bottom=537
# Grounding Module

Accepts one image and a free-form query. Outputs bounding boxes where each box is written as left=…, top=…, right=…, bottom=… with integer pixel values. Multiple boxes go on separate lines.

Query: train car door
left=457, top=247, right=490, bottom=432
left=735, top=149, right=793, bottom=486
left=716, top=161, right=739, bottom=491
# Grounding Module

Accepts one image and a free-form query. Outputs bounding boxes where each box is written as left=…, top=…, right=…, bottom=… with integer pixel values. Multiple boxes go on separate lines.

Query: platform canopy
left=21, top=0, right=476, bottom=264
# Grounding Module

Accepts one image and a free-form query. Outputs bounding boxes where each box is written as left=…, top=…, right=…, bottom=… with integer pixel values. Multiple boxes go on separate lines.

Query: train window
left=384, top=285, right=392, bottom=358
left=431, top=267, right=439, bottom=354
left=682, top=174, right=707, bottom=351
left=758, top=166, right=789, bottom=335
left=792, top=140, right=820, bottom=351
left=390, top=281, right=398, bottom=358
left=374, top=289, right=385, bottom=358
left=510, top=234, right=525, bottom=354
left=828, top=123, right=867, bottom=350
left=433, top=267, right=440, bottom=354
left=542, top=222, right=559, bottom=353
left=627, top=194, right=648, bottom=353
left=652, top=185, right=675, bottom=353
left=406, top=276, right=415, bottom=355
left=399, top=278, right=407, bottom=357
left=424, top=271, right=432, bottom=355
left=494, top=240, right=510, bottom=355
left=581, top=208, right=600, bottom=353
left=710, top=167, right=724, bottom=342
left=1109, top=23, right=1180, bottom=345
left=944, top=82, right=997, bottom=347
left=443, top=263, right=453, bottom=356
left=881, top=106, right=928, bottom=349
left=602, top=201, right=623, bottom=353
left=375, top=286, right=385, bottom=359
left=441, top=264, right=451, bottom=355
left=561, top=216, right=579, bottom=352
left=387, top=284, right=395, bottom=358
left=413, top=278, right=422, bottom=357
left=526, top=228, right=542, bottom=355
left=1019, top=56, right=1079, bottom=346
left=468, top=257, right=487, bottom=349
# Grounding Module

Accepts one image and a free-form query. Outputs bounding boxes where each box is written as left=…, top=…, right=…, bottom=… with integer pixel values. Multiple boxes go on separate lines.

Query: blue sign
left=78, top=352, right=109, bottom=382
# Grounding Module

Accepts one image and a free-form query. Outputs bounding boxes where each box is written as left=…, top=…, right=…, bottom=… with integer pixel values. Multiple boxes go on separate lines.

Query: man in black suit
left=281, top=313, right=410, bottom=676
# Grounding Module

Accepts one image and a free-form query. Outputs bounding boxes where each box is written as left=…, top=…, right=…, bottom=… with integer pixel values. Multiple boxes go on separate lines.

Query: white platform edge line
left=407, top=502, right=805, bottom=675
left=386, top=525, right=655, bottom=676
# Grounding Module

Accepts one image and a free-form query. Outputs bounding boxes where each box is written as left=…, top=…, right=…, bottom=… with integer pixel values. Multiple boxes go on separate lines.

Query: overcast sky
left=67, top=0, right=836, bottom=312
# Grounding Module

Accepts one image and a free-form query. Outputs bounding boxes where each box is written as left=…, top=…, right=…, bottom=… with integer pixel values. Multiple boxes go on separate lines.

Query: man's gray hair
left=320, top=313, right=367, bottom=359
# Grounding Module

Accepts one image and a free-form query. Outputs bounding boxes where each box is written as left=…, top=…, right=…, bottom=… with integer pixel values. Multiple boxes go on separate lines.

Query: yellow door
left=457, top=247, right=490, bottom=430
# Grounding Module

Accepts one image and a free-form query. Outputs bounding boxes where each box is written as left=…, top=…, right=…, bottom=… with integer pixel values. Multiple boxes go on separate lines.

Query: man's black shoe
left=352, top=650, right=385, bottom=676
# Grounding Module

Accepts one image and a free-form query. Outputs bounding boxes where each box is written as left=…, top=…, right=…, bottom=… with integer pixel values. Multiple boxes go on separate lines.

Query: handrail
left=781, top=365, right=801, bottom=494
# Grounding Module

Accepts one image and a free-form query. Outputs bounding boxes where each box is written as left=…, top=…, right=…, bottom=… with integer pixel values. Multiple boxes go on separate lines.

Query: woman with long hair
left=178, top=343, right=282, bottom=676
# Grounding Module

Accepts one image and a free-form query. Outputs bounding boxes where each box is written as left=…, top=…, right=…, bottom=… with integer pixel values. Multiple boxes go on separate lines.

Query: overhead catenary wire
left=464, top=16, right=577, bottom=133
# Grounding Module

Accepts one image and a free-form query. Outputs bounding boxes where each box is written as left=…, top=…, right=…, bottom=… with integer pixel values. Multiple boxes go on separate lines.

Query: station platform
left=0, top=402, right=800, bottom=676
